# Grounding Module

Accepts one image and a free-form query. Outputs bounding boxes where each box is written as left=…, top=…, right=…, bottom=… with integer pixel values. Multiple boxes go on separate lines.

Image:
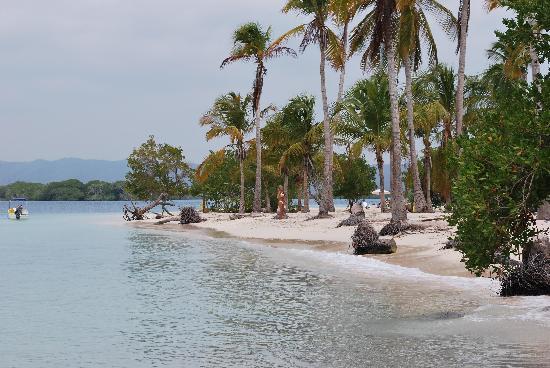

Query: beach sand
left=133, top=207, right=473, bottom=278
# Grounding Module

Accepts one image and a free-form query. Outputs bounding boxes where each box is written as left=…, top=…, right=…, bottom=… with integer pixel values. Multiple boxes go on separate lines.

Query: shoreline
left=130, top=207, right=474, bottom=278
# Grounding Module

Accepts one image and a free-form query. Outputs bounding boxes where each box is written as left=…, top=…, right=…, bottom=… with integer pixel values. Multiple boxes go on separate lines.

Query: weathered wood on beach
left=123, top=193, right=168, bottom=221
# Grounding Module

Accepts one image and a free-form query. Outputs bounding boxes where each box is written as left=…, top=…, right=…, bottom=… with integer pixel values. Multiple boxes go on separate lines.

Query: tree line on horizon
left=0, top=180, right=128, bottom=201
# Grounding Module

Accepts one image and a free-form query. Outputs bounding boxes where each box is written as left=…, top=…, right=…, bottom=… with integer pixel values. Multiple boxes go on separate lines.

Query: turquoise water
left=1, top=203, right=549, bottom=367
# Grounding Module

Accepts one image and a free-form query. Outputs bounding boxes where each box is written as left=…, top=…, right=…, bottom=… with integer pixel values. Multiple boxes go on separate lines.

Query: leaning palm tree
left=350, top=0, right=407, bottom=223
left=282, top=0, right=339, bottom=217
left=336, top=73, right=392, bottom=212
left=221, top=22, right=296, bottom=212
left=200, top=92, right=253, bottom=214
left=396, top=0, right=456, bottom=212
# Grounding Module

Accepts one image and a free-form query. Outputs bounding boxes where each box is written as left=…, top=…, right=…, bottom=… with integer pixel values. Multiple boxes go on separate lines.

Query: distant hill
left=0, top=157, right=390, bottom=188
left=0, top=158, right=128, bottom=185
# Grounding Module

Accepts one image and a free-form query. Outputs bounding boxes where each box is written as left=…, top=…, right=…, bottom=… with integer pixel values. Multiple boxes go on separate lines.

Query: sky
left=0, top=0, right=510, bottom=164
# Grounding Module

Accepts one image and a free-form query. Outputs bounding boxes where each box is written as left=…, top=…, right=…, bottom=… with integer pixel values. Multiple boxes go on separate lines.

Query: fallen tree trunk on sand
left=123, top=193, right=168, bottom=221
left=154, top=207, right=206, bottom=225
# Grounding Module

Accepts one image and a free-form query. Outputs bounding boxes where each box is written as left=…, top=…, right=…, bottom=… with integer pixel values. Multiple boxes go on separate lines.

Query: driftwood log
left=123, top=193, right=168, bottom=221
left=154, top=207, right=206, bottom=225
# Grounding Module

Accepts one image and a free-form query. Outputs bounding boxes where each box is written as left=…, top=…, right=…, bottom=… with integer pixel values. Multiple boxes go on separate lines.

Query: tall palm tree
left=327, top=0, right=363, bottom=213
left=336, top=73, right=392, bottom=212
left=396, top=0, right=456, bottom=212
left=221, top=22, right=296, bottom=212
left=282, top=0, right=338, bottom=217
left=350, top=0, right=407, bottom=223
left=200, top=92, right=253, bottom=214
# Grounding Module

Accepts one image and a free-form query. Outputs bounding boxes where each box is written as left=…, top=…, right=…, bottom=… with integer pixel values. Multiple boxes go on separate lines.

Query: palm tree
left=282, top=0, right=338, bottom=217
left=396, top=0, right=456, bottom=212
left=200, top=92, right=253, bottom=214
left=221, top=22, right=296, bottom=212
left=350, top=0, right=407, bottom=224
left=278, top=95, right=318, bottom=213
left=411, top=79, right=449, bottom=210
left=336, top=73, right=392, bottom=212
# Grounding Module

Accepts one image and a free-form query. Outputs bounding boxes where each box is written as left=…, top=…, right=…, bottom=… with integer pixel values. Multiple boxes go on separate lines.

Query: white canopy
left=371, top=189, right=391, bottom=195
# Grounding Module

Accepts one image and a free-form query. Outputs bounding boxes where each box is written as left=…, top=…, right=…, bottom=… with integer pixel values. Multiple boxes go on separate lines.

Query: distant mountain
left=0, top=158, right=128, bottom=185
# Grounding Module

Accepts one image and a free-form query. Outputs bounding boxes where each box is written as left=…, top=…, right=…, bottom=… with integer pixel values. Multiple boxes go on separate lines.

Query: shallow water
left=1, top=206, right=549, bottom=367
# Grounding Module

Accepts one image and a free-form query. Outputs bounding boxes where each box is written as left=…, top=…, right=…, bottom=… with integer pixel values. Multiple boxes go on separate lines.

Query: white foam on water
left=236, top=239, right=497, bottom=292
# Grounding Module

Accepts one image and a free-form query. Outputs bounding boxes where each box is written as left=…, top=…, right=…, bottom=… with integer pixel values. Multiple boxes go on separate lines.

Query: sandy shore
left=132, top=207, right=474, bottom=278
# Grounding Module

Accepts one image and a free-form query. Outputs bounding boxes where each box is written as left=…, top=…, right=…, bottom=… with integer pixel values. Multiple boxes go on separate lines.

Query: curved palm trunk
left=386, top=35, right=407, bottom=224
left=239, top=156, right=245, bottom=214
left=375, top=149, right=387, bottom=213
left=252, top=64, right=264, bottom=213
left=456, top=0, right=469, bottom=137
left=423, top=136, right=433, bottom=212
left=403, top=57, right=428, bottom=213
left=319, top=39, right=332, bottom=217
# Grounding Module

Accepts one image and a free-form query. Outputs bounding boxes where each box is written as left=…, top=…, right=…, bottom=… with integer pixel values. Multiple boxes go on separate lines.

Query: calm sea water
left=1, top=202, right=549, bottom=367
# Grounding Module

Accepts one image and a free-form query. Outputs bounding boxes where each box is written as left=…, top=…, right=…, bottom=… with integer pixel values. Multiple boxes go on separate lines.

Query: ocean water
left=0, top=202, right=549, bottom=367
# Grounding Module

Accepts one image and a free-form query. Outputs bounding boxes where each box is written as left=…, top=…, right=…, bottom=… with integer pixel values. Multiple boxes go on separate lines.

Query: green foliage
left=125, top=136, right=192, bottom=200
left=449, top=78, right=550, bottom=275
left=191, top=151, right=252, bottom=212
left=449, top=1, right=550, bottom=276
left=334, top=154, right=376, bottom=206
left=40, top=179, right=85, bottom=201
left=0, top=180, right=127, bottom=201
left=0, top=182, right=45, bottom=200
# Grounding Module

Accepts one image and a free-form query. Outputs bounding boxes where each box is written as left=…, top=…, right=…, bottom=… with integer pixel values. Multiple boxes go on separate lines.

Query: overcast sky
left=0, top=0, right=510, bottom=163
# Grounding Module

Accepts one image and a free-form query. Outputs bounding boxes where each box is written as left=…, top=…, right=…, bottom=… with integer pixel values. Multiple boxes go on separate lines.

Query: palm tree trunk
left=265, top=183, right=272, bottom=213
left=303, top=163, right=310, bottom=213
left=456, top=0, right=469, bottom=137
left=325, top=21, right=350, bottom=214
left=239, top=156, right=245, bottom=214
left=337, top=22, right=349, bottom=103
left=319, top=39, right=332, bottom=217
left=423, top=137, right=433, bottom=212
left=297, top=175, right=303, bottom=212
left=403, top=57, right=428, bottom=213
left=252, top=64, right=264, bottom=213
left=376, top=150, right=386, bottom=213
left=283, top=172, right=289, bottom=211
left=385, top=35, right=407, bottom=224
